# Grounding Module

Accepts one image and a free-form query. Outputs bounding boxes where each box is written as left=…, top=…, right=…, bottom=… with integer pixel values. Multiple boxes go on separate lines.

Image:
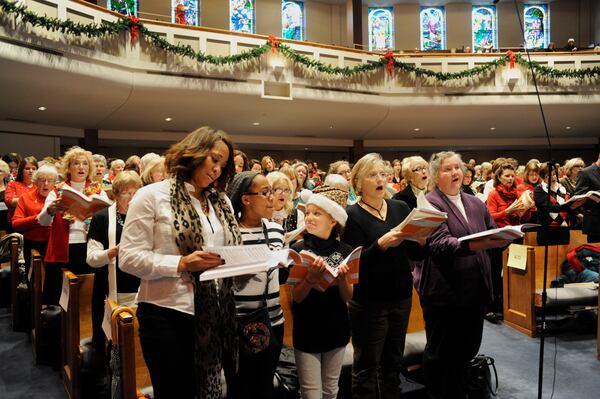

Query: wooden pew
left=503, top=230, right=593, bottom=337
left=110, top=303, right=152, bottom=399
left=9, top=236, right=19, bottom=321
left=31, top=249, right=45, bottom=363
left=61, top=270, right=94, bottom=399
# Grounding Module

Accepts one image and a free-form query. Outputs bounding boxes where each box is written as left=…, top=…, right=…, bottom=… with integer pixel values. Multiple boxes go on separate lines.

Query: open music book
left=199, top=245, right=301, bottom=281
left=287, top=246, right=362, bottom=291
left=563, top=190, right=600, bottom=206
left=59, top=184, right=111, bottom=220
left=284, top=223, right=306, bottom=245
left=457, top=223, right=541, bottom=244
left=392, top=192, right=447, bottom=240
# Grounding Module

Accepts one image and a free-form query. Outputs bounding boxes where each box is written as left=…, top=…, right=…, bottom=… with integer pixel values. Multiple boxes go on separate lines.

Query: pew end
left=61, top=270, right=94, bottom=399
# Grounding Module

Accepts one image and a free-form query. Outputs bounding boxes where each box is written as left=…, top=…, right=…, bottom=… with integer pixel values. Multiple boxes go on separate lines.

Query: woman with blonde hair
left=560, top=158, right=585, bottom=196
left=87, top=170, right=143, bottom=364
left=38, top=146, right=108, bottom=305
left=141, top=157, right=166, bottom=185
left=266, top=170, right=304, bottom=234
left=342, top=153, right=424, bottom=398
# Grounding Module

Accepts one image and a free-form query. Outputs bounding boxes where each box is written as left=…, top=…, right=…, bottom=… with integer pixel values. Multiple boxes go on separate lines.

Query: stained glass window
left=230, top=0, right=255, bottom=34
left=524, top=4, right=549, bottom=49
left=172, top=0, right=199, bottom=26
left=472, top=6, right=497, bottom=52
left=420, top=7, right=446, bottom=51
left=282, top=1, right=304, bottom=41
left=368, top=8, right=394, bottom=52
left=107, top=0, right=138, bottom=16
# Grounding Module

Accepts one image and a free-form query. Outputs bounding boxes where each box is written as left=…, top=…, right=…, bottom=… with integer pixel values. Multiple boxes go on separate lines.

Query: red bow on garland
left=507, top=50, right=516, bottom=69
left=382, top=51, right=395, bottom=76
left=268, top=35, right=278, bottom=53
left=128, top=16, right=140, bottom=45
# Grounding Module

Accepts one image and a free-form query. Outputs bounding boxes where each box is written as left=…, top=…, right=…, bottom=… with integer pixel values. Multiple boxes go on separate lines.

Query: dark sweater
left=342, top=199, right=424, bottom=304
left=291, top=234, right=352, bottom=353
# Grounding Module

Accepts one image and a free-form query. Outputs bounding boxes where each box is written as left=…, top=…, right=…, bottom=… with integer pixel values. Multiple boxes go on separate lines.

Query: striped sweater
left=234, top=218, right=285, bottom=326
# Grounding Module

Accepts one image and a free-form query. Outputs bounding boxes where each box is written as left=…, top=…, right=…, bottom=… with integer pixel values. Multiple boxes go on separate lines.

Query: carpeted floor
left=0, top=306, right=598, bottom=399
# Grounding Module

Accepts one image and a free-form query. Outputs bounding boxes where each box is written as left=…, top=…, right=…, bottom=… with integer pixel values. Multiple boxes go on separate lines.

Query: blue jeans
left=349, top=297, right=412, bottom=399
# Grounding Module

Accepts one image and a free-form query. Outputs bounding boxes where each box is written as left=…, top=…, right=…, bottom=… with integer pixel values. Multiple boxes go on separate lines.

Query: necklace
left=116, top=211, right=125, bottom=227
left=360, top=199, right=385, bottom=220
left=198, top=193, right=209, bottom=215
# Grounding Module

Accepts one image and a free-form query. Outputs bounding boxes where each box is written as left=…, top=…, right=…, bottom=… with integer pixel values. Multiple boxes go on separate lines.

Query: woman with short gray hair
left=419, top=151, right=508, bottom=398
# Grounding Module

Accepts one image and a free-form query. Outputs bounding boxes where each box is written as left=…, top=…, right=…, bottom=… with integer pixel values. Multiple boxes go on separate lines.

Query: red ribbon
left=128, top=16, right=140, bottom=45
left=268, top=35, right=278, bottom=53
left=507, top=50, right=516, bottom=69
left=382, top=51, right=395, bottom=76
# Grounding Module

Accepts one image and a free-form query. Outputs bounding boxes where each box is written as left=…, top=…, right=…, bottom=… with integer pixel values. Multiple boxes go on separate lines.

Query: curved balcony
left=0, top=0, right=599, bottom=151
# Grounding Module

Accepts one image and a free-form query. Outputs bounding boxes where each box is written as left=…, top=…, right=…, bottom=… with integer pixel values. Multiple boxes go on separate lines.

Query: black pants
left=44, top=243, right=91, bottom=305
left=225, top=323, right=284, bottom=399
left=487, top=248, right=503, bottom=314
left=137, top=302, right=197, bottom=399
left=422, top=303, right=485, bottom=399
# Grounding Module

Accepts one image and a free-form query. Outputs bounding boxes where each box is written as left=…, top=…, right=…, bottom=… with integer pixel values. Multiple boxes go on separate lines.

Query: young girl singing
left=291, top=185, right=353, bottom=399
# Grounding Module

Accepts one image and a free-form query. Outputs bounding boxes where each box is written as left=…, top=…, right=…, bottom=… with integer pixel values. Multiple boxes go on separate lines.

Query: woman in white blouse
left=119, top=127, right=241, bottom=399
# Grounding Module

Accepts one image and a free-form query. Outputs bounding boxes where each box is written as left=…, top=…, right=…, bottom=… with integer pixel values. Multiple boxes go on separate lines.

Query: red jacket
left=11, top=189, right=51, bottom=242
left=486, top=186, right=531, bottom=228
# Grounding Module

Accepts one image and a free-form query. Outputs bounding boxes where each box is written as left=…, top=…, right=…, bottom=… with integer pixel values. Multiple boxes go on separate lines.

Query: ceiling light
left=164, top=117, right=172, bottom=122
left=565, top=126, right=571, bottom=130
left=304, top=147, right=308, bottom=150
left=490, top=127, right=496, bottom=131
left=252, top=122, right=260, bottom=126
left=329, top=126, right=333, bottom=129
left=37, top=106, right=46, bottom=111
left=413, top=128, right=420, bottom=132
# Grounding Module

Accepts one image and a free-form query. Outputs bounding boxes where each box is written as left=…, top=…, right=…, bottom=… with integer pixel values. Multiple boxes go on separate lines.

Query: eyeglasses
left=273, top=188, right=292, bottom=195
left=412, top=166, right=428, bottom=173
left=244, top=189, right=274, bottom=197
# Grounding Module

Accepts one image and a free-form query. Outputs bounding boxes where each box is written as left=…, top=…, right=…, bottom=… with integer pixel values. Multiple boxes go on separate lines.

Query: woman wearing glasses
left=342, top=153, right=424, bottom=399
left=392, top=156, right=429, bottom=210
left=226, top=171, right=285, bottom=399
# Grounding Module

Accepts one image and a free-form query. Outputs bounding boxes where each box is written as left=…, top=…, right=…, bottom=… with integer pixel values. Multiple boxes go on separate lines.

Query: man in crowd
left=575, top=150, right=600, bottom=243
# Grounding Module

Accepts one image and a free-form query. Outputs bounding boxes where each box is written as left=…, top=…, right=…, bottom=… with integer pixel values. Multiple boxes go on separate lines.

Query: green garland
left=1, top=0, right=599, bottom=80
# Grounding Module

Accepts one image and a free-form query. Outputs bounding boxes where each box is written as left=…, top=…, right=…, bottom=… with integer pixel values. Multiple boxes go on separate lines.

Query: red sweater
left=11, top=189, right=51, bottom=242
left=486, top=187, right=531, bottom=228
left=4, top=180, right=34, bottom=221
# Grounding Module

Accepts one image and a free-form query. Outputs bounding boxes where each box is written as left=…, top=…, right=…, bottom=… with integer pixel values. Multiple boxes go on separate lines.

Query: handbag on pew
left=467, top=354, right=498, bottom=399
left=236, top=270, right=275, bottom=356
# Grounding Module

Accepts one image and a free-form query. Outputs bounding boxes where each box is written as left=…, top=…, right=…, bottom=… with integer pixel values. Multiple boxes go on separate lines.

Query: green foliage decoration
left=1, top=0, right=599, bottom=80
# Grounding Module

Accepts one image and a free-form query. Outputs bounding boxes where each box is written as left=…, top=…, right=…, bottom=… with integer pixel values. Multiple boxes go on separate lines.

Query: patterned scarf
left=169, top=176, right=242, bottom=399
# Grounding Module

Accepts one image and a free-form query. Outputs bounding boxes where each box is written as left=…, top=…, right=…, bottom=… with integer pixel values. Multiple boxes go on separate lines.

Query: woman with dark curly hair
left=120, top=127, right=241, bottom=399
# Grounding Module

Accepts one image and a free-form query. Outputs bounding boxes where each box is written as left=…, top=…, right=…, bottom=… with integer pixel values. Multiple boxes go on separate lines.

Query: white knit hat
left=301, top=187, right=348, bottom=227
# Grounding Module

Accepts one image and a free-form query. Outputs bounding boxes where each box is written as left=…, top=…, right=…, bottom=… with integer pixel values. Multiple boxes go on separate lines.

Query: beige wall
left=107, top=0, right=596, bottom=50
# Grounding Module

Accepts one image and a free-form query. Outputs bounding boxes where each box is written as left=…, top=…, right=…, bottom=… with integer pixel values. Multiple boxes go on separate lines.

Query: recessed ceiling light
left=565, top=126, right=571, bottom=130
left=329, top=126, right=333, bottom=129
left=490, top=127, right=496, bottom=131
left=252, top=122, right=260, bottom=126
left=37, top=106, right=46, bottom=111
left=164, top=117, right=172, bottom=122
left=304, top=147, right=308, bottom=150
left=413, top=128, right=420, bottom=132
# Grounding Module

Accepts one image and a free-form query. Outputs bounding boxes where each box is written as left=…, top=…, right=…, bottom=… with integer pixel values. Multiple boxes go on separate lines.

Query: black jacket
left=575, top=163, right=600, bottom=236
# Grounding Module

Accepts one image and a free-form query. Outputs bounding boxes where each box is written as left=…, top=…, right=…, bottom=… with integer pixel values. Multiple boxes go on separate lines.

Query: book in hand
left=392, top=192, right=447, bottom=240
left=457, top=223, right=541, bottom=245
left=59, top=184, right=111, bottom=220
left=563, top=190, right=600, bottom=206
left=199, top=244, right=301, bottom=281
left=287, top=246, right=362, bottom=291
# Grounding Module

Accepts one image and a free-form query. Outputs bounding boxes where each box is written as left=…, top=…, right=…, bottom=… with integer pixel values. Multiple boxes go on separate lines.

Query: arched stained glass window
left=230, top=0, right=255, bottom=34
left=420, top=7, right=446, bottom=51
left=524, top=4, right=549, bottom=49
left=282, top=1, right=304, bottom=41
left=368, top=8, right=394, bottom=51
left=472, top=6, right=497, bottom=52
left=172, top=0, right=199, bottom=26
left=107, top=0, right=138, bottom=16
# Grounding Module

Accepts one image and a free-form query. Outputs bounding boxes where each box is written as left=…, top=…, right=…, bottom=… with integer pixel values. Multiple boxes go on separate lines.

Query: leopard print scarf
left=170, top=177, right=242, bottom=399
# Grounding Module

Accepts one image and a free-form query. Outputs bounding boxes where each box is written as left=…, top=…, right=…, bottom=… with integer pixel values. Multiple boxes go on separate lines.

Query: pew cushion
left=535, top=285, right=598, bottom=308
